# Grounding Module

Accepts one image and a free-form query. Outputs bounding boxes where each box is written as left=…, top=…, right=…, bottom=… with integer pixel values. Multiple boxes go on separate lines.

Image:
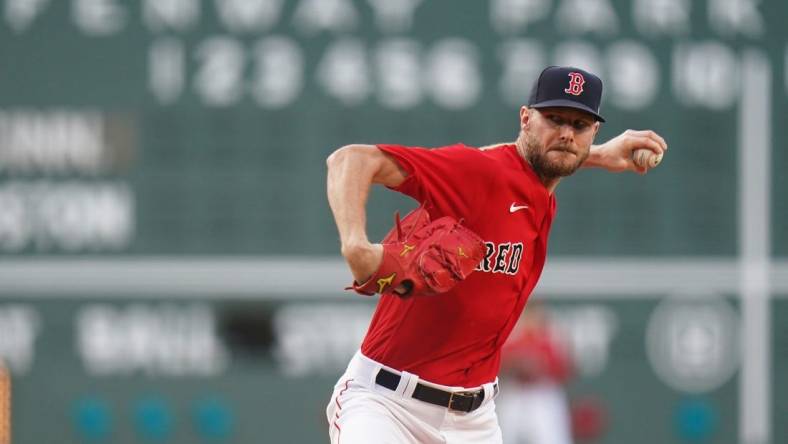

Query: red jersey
left=360, top=143, right=557, bottom=387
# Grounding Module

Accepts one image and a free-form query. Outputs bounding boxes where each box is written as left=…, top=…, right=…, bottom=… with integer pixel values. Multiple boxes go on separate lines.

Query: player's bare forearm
left=326, top=145, right=375, bottom=248
left=326, top=144, right=406, bottom=282
left=583, top=129, right=668, bottom=174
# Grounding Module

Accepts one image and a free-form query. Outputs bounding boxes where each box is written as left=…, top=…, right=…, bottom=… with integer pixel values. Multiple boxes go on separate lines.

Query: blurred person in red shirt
left=498, top=301, right=574, bottom=444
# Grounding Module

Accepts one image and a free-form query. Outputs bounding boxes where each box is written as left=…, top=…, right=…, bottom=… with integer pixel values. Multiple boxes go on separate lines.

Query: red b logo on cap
left=564, top=72, right=585, bottom=96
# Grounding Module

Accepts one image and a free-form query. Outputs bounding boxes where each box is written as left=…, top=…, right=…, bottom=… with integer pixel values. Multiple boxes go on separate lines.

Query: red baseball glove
left=347, top=207, right=485, bottom=297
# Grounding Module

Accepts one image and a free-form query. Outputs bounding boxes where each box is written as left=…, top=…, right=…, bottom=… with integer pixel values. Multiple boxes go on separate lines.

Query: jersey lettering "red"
left=474, top=242, right=524, bottom=275
left=564, top=72, right=585, bottom=96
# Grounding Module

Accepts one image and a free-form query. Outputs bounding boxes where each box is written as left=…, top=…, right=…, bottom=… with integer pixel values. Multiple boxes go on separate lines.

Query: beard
left=522, top=132, right=589, bottom=179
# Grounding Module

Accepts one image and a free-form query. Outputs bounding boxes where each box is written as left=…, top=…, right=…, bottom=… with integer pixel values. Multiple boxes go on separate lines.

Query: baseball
left=633, top=148, right=663, bottom=169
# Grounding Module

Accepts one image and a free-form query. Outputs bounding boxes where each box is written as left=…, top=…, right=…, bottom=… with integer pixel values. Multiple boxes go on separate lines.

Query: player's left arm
left=583, top=129, right=668, bottom=174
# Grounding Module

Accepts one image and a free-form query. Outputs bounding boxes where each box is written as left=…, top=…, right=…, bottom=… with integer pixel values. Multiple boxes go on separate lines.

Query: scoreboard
left=1, top=0, right=785, bottom=256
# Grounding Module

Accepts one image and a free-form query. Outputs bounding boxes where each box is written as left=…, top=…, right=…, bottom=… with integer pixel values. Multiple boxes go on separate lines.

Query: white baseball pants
left=497, top=382, right=573, bottom=444
left=326, top=351, right=502, bottom=444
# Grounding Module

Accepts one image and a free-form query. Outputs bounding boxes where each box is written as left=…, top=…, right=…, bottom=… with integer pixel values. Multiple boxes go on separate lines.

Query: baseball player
left=498, top=302, right=574, bottom=444
left=325, top=66, right=667, bottom=443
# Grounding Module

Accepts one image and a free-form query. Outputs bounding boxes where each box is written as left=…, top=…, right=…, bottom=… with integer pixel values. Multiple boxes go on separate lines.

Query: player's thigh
left=327, top=381, right=418, bottom=444
left=444, top=400, right=503, bottom=444
left=334, top=411, right=414, bottom=444
left=329, top=397, right=416, bottom=443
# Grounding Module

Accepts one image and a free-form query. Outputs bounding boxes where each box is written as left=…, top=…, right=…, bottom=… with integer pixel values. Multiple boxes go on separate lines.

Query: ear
left=592, top=121, right=601, bottom=138
left=520, top=106, right=531, bottom=130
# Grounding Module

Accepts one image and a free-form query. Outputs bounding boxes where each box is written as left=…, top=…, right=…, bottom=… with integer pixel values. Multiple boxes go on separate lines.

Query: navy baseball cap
left=527, top=66, right=605, bottom=122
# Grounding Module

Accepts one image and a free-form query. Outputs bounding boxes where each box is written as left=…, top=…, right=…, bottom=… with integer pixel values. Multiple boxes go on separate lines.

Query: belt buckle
left=448, top=390, right=480, bottom=412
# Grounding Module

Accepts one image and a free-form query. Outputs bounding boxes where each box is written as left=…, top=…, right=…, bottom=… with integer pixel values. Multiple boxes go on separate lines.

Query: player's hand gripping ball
left=632, top=148, right=663, bottom=169
left=347, top=207, right=485, bottom=297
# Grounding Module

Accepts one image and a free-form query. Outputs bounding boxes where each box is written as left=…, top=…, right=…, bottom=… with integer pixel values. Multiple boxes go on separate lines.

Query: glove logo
left=346, top=207, right=485, bottom=297
left=377, top=273, right=396, bottom=293
left=400, top=244, right=415, bottom=257
left=564, top=72, right=585, bottom=96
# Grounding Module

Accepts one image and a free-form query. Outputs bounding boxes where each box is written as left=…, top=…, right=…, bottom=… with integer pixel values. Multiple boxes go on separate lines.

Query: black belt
left=375, top=368, right=496, bottom=413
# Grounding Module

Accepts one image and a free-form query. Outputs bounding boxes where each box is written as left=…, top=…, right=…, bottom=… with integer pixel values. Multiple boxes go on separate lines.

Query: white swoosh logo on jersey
left=509, top=203, right=530, bottom=213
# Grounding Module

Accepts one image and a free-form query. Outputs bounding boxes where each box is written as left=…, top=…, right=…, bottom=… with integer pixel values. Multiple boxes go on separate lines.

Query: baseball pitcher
left=325, top=66, right=667, bottom=444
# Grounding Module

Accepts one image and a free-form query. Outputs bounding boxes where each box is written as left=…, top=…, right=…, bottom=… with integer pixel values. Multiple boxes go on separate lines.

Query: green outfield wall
left=0, top=1, right=786, bottom=443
